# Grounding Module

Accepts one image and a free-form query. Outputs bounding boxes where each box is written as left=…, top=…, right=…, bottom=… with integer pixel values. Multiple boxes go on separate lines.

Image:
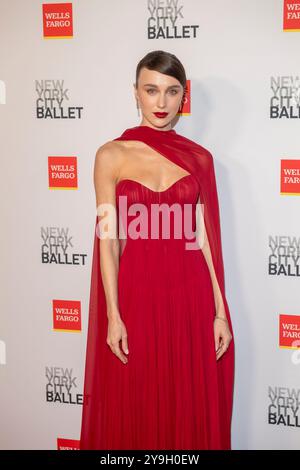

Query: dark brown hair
left=135, top=50, right=187, bottom=92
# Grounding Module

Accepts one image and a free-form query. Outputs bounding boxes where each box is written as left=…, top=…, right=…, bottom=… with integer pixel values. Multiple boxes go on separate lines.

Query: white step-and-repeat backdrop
left=1, top=0, right=300, bottom=450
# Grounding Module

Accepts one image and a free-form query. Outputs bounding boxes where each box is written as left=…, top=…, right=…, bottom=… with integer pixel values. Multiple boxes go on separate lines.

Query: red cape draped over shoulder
left=80, top=125, right=235, bottom=449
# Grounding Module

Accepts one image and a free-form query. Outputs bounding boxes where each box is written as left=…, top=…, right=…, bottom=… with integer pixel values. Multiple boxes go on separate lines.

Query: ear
left=133, top=82, right=138, bottom=101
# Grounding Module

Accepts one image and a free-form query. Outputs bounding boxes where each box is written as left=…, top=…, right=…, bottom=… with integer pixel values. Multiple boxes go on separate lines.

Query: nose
left=157, top=92, right=167, bottom=109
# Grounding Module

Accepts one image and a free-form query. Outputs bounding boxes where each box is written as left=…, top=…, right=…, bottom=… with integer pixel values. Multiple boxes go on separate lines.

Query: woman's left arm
left=195, top=196, right=232, bottom=360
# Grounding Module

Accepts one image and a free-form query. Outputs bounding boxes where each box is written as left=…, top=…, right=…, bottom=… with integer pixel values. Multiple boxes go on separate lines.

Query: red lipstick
left=154, top=112, right=168, bottom=119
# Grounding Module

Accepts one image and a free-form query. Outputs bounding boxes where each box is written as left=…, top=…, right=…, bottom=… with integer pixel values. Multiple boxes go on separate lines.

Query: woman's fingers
left=111, top=341, right=128, bottom=364
left=122, top=333, right=129, bottom=356
left=107, top=318, right=129, bottom=365
left=214, top=321, right=232, bottom=361
left=215, top=336, right=222, bottom=353
left=216, top=340, right=230, bottom=360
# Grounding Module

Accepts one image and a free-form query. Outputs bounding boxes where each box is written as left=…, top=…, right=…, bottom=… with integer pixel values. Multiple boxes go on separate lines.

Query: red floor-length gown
left=80, top=125, right=235, bottom=450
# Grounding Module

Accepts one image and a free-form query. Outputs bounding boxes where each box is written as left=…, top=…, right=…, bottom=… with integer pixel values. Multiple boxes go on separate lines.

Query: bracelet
left=214, top=315, right=228, bottom=323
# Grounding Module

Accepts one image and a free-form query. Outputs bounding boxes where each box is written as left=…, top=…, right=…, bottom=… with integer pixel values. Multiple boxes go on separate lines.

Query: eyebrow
left=143, top=83, right=181, bottom=89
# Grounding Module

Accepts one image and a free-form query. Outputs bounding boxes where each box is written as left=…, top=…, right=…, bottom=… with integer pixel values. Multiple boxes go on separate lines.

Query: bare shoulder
left=94, top=139, right=139, bottom=177
left=94, top=140, right=127, bottom=176
left=94, top=140, right=123, bottom=163
left=96, top=139, right=143, bottom=156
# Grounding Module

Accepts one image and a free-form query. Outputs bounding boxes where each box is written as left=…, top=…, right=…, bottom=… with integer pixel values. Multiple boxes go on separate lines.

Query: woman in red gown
left=80, top=50, right=235, bottom=450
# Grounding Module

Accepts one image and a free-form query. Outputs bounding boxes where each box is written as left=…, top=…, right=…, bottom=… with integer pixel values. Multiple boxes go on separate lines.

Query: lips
left=154, top=112, right=168, bottom=118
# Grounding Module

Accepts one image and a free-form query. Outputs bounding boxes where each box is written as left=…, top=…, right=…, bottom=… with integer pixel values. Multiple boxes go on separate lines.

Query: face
left=134, top=67, right=184, bottom=131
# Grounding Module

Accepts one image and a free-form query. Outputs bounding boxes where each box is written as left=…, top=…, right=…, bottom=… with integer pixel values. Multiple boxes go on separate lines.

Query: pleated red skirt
left=80, top=173, right=233, bottom=449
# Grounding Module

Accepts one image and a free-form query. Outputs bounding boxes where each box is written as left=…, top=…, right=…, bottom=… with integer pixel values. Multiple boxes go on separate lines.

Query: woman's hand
left=106, top=316, right=129, bottom=364
left=214, top=314, right=232, bottom=361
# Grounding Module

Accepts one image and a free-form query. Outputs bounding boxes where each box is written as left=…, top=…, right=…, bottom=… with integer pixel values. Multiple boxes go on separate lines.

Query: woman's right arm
left=94, top=142, right=129, bottom=365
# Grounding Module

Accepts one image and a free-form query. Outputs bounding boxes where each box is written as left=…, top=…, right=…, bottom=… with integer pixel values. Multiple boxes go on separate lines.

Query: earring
left=136, top=101, right=140, bottom=117
left=178, top=98, right=185, bottom=113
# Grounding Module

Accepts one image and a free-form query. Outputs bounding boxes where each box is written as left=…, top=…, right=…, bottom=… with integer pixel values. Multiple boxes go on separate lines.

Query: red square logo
left=280, top=159, right=300, bottom=195
left=283, top=0, right=300, bottom=31
left=57, top=438, right=80, bottom=450
left=48, top=156, right=78, bottom=189
left=53, top=300, right=81, bottom=332
left=279, top=314, right=300, bottom=349
left=43, top=3, right=73, bottom=38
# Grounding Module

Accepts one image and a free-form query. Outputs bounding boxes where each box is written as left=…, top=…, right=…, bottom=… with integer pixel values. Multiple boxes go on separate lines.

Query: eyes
left=146, top=88, right=179, bottom=96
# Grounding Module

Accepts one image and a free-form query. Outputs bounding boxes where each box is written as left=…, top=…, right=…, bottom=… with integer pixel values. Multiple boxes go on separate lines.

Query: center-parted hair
left=135, top=50, right=187, bottom=93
